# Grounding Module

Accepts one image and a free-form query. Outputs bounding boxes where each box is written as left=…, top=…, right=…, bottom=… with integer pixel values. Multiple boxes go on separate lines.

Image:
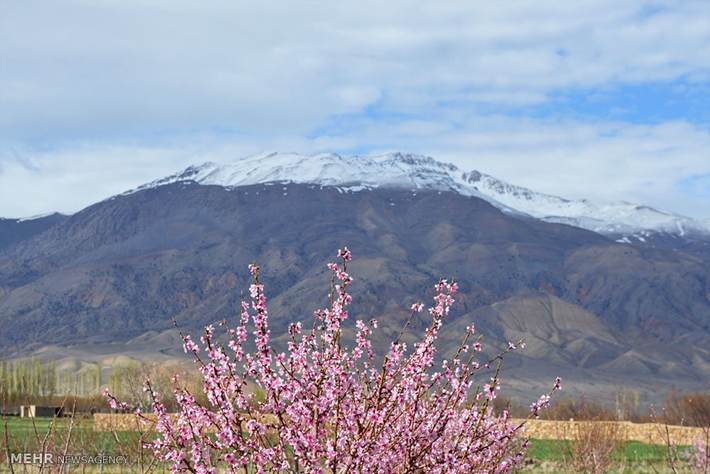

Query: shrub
left=563, top=420, right=623, bottom=474
left=106, top=247, right=560, bottom=473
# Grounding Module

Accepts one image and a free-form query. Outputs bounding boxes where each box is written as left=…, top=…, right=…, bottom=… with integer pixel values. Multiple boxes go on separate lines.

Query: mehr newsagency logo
left=10, top=452, right=129, bottom=465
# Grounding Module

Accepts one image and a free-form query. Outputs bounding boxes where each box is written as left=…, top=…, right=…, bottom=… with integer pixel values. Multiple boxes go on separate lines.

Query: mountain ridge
left=130, top=152, right=710, bottom=239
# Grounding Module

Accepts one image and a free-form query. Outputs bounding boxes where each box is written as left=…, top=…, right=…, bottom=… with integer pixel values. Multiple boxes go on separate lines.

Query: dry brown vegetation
left=564, top=420, right=623, bottom=474
left=661, top=390, right=710, bottom=428
left=106, top=361, right=207, bottom=413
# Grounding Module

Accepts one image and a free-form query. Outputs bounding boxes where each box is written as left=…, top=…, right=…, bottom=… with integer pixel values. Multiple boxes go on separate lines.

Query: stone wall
left=513, top=419, right=706, bottom=446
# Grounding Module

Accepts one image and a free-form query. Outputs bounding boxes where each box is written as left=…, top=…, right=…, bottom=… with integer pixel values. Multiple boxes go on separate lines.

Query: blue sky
left=516, top=81, right=710, bottom=125
left=0, top=0, right=709, bottom=218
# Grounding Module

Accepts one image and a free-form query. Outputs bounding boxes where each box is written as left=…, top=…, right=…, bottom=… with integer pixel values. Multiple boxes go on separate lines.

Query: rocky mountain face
left=1, top=174, right=709, bottom=403
left=0, top=213, right=67, bottom=252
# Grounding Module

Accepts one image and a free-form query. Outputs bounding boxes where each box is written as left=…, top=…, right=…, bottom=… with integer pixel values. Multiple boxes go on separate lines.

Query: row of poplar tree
left=0, top=358, right=102, bottom=398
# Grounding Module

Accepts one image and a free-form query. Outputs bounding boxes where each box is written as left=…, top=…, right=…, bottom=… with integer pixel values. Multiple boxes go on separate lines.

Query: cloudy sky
left=1, top=0, right=709, bottom=218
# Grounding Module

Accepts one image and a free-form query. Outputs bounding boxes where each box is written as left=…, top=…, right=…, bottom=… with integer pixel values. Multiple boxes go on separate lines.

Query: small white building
left=20, top=405, right=63, bottom=418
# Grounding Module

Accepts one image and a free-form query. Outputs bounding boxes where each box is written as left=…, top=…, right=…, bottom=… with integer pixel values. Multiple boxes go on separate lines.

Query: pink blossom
left=248, top=263, right=259, bottom=276
left=690, top=437, right=709, bottom=472
left=181, top=335, right=199, bottom=354
left=337, top=246, right=352, bottom=261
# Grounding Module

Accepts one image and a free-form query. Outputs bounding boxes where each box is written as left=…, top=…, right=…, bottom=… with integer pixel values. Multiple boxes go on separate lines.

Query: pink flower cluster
left=107, top=247, right=560, bottom=473
left=691, top=436, right=709, bottom=473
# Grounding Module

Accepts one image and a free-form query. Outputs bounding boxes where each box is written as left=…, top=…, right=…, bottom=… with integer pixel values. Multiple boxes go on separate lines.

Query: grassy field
left=1, top=416, right=156, bottom=472
left=0, top=417, right=698, bottom=473
left=523, top=438, right=695, bottom=473
left=2, top=416, right=144, bottom=447
left=527, top=438, right=692, bottom=462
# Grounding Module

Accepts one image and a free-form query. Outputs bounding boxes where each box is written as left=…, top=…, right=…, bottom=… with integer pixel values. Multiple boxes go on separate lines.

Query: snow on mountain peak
left=137, top=152, right=465, bottom=193
left=134, top=152, right=710, bottom=238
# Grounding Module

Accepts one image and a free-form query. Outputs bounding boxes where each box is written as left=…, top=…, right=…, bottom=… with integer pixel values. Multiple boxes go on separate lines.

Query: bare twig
left=60, top=399, right=76, bottom=474
left=3, top=418, right=15, bottom=474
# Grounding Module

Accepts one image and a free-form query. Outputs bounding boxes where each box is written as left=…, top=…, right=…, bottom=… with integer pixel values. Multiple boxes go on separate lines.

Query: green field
left=524, top=438, right=694, bottom=473
left=526, top=438, right=692, bottom=462
left=2, top=416, right=143, bottom=446
left=1, top=416, right=155, bottom=473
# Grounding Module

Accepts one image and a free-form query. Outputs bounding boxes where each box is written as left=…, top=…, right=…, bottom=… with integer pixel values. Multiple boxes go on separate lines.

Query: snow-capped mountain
left=134, top=152, right=710, bottom=238
left=135, top=152, right=482, bottom=198
left=461, top=170, right=710, bottom=238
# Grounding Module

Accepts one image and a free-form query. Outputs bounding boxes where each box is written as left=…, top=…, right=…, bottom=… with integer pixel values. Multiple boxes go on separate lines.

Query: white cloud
left=0, top=1, right=709, bottom=218
left=1, top=0, right=709, bottom=139
left=1, top=118, right=708, bottom=219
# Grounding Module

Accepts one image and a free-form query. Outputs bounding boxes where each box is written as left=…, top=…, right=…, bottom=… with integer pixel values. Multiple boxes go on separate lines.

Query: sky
left=0, top=0, right=709, bottom=219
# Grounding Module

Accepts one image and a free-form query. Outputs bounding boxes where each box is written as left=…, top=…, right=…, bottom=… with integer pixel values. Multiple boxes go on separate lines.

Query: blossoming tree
left=106, top=247, right=560, bottom=473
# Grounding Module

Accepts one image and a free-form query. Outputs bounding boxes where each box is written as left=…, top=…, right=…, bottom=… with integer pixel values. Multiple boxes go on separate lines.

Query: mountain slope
left=0, top=213, right=68, bottom=252
left=1, top=182, right=708, bottom=402
left=133, top=152, right=710, bottom=239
